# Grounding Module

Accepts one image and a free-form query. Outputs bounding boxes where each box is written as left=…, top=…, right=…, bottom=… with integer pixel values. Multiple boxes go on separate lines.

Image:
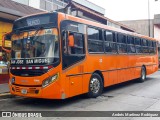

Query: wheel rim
left=90, top=78, right=100, bottom=94
left=142, top=68, right=146, bottom=80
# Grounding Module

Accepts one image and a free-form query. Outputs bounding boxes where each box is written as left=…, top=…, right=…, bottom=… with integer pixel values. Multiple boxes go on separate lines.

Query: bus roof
left=14, top=11, right=157, bottom=41
left=58, top=12, right=157, bottom=41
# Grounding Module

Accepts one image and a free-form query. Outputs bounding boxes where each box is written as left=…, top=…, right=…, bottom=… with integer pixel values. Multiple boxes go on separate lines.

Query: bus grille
left=15, top=86, right=20, bottom=92
left=10, top=69, right=47, bottom=77
left=15, top=86, right=39, bottom=94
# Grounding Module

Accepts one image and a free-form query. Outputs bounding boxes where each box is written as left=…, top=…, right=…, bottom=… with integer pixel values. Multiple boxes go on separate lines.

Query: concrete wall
left=119, top=19, right=154, bottom=37
left=154, top=25, right=160, bottom=40
left=12, top=0, right=29, bottom=5
left=29, top=0, right=40, bottom=9
left=72, top=0, right=105, bottom=15
left=154, top=14, right=160, bottom=42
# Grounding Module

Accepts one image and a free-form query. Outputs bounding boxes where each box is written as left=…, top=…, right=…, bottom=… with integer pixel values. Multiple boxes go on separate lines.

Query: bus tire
left=87, top=73, right=103, bottom=98
left=137, top=66, right=146, bottom=83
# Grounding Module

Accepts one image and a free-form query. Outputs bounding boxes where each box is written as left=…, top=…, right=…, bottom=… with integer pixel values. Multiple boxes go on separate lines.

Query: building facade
left=11, top=0, right=135, bottom=32
left=0, top=0, right=135, bottom=61
left=12, top=0, right=68, bottom=11
left=154, top=14, right=160, bottom=40
left=119, top=14, right=160, bottom=40
left=119, top=19, right=154, bottom=37
left=0, top=0, right=42, bottom=61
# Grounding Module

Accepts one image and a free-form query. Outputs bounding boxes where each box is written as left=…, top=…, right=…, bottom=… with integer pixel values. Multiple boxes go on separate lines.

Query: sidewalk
left=0, top=83, right=9, bottom=93
left=0, top=83, right=12, bottom=99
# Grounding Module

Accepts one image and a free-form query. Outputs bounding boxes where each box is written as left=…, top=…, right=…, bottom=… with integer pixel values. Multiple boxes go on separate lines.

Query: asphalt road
left=1, top=71, right=160, bottom=120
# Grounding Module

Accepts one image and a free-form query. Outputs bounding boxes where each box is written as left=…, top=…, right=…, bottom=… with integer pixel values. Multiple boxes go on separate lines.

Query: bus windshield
left=11, top=28, right=59, bottom=64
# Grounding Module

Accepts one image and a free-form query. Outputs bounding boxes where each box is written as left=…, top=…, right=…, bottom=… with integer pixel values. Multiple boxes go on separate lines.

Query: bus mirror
left=68, top=35, right=74, bottom=47
left=2, top=33, right=11, bottom=53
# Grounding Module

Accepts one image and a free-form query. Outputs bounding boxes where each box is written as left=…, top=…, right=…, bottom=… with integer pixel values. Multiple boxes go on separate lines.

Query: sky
left=87, top=0, right=160, bottom=21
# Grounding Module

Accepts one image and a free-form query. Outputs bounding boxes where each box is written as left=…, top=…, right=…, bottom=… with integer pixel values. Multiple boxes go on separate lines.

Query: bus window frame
left=67, top=31, right=85, bottom=56
left=117, top=32, right=127, bottom=54
left=126, top=35, right=136, bottom=54
left=87, top=26, right=104, bottom=54
left=60, top=20, right=86, bottom=70
left=104, top=30, right=118, bottom=54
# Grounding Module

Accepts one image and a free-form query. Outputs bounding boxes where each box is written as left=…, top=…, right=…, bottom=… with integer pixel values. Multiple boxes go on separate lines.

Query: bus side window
left=87, top=27, right=104, bottom=53
left=68, top=32, right=85, bottom=55
left=127, top=36, right=136, bottom=54
left=104, top=30, right=117, bottom=53
left=62, top=30, right=69, bottom=55
left=117, top=33, right=127, bottom=54
left=61, top=20, right=86, bottom=69
left=135, top=38, right=142, bottom=54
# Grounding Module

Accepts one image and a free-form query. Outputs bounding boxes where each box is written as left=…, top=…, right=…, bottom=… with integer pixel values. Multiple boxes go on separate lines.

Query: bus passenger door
left=68, top=65, right=84, bottom=97
left=61, top=27, right=85, bottom=97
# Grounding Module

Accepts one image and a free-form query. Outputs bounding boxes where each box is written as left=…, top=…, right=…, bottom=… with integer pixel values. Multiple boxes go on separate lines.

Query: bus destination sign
left=27, top=18, right=41, bottom=26
left=11, top=58, right=52, bottom=65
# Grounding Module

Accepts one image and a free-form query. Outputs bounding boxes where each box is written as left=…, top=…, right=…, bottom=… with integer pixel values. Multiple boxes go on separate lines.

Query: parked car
left=0, top=61, right=9, bottom=74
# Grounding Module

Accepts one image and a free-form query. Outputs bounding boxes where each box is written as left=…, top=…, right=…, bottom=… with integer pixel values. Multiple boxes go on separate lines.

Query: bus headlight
left=42, top=73, right=59, bottom=88
left=10, top=77, right=15, bottom=85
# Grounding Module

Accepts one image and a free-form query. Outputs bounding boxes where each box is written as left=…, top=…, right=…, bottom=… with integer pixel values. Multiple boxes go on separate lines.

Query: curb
left=0, top=92, right=14, bottom=99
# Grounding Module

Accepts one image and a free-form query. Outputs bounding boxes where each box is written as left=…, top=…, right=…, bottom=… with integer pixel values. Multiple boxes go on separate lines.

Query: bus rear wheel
left=137, top=66, right=146, bottom=83
left=87, top=73, right=103, bottom=98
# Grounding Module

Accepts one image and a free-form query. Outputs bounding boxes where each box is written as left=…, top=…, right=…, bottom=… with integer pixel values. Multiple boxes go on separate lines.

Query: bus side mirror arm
left=2, top=32, right=11, bottom=53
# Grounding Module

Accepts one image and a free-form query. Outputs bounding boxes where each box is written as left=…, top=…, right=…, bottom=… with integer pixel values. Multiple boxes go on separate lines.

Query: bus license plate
left=21, top=89, right=27, bottom=94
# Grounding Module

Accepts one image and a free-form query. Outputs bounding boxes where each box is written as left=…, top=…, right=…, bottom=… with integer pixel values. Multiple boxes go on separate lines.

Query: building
left=62, top=0, right=135, bottom=32
left=154, top=14, right=160, bottom=40
left=0, top=0, right=136, bottom=84
left=119, top=19, right=154, bottom=38
left=11, top=0, right=135, bottom=32
left=119, top=14, right=160, bottom=40
left=119, top=14, right=160, bottom=60
left=0, top=0, right=43, bottom=61
left=12, top=0, right=68, bottom=11
left=0, top=0, right=135, bottom=61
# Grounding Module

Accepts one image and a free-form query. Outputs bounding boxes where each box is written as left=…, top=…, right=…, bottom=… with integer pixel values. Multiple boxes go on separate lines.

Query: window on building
left=12, top=0, right=29, bottom=5
left=46, top=1, right=52, bottom=11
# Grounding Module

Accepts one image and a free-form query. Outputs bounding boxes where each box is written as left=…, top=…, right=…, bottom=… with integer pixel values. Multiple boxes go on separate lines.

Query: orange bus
left=2, top=12, right=158, bottom=99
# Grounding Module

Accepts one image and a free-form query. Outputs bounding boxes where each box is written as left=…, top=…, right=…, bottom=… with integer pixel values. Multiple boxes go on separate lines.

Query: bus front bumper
left=9, top=82, right=64, bottom=99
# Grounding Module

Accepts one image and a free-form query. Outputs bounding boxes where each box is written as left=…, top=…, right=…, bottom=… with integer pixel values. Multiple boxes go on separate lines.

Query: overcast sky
left=87, top=0, right=160, bottom=21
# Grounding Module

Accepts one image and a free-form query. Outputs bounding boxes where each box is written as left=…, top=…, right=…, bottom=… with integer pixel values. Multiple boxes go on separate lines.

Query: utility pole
left=148, top=0, right=150, bottom=37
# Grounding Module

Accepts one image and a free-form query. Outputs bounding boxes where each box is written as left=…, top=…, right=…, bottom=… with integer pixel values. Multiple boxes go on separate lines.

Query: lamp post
left=148, top=0, right=150, bottom=37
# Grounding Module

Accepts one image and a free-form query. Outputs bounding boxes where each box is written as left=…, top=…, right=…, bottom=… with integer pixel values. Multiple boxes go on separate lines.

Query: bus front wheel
left=87, top=73, right=103, bottom=98
left=137, top=66, right=146, bottom=83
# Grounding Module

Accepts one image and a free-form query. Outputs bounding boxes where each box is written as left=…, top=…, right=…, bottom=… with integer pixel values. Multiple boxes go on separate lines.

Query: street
left=1, top=71, right=160, bottom=120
